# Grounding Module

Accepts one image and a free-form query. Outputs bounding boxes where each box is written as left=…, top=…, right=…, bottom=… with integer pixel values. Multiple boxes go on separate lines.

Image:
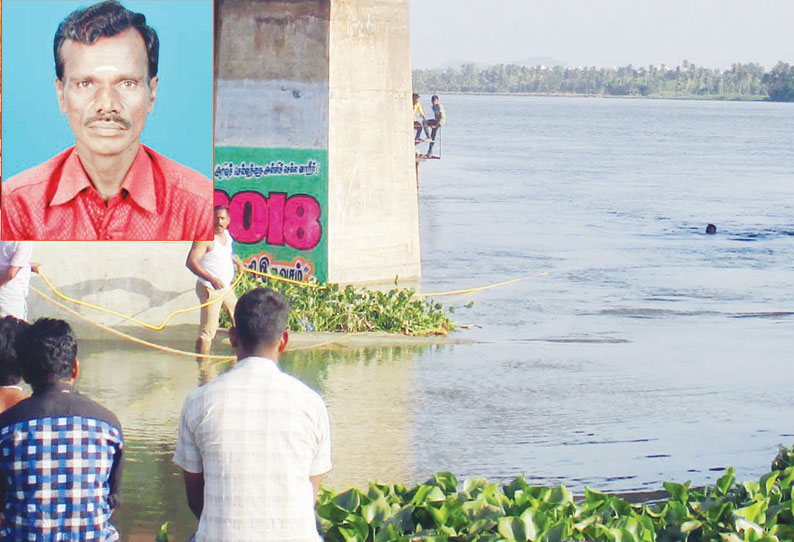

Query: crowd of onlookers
left=0, top=287, right=332, bottom=542
left=0, top=211, right=328, bottom=541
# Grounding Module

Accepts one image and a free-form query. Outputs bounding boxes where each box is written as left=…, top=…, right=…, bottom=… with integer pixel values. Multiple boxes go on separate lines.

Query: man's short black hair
left=214, top=205, right=229, bottom=214
left=234, top=288, right=291, bottom=353
left=16, top=319, right=78, bottom=392
left=0, top=317, right=30, bottom=386
left=54, top=0, right=159, bottom=81
left=431, top=95, right=439, bottom=101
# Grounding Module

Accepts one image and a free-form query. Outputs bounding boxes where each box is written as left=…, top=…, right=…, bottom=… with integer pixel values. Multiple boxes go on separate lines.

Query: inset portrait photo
left=1, top=0, right=214, bottom=241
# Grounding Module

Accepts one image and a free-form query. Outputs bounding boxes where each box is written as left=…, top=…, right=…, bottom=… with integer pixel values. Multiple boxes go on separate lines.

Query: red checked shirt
left=0, top=145, right=213, bottom=240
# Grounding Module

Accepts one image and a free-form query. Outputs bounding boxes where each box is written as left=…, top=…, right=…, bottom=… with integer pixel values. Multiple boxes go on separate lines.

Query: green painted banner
left=213, top=147, right=328, bottom=282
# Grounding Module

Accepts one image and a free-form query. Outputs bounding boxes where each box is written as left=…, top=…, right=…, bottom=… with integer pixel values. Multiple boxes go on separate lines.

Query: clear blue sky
left=411, top=0, right=794, bottom=70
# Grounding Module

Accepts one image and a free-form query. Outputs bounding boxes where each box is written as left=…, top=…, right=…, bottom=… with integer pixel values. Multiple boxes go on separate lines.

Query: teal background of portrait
left=1, top=0, right=213, bottom=180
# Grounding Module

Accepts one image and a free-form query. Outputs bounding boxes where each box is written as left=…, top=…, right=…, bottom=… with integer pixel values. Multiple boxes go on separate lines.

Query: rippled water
left=71, top=96, right=794, bottom=540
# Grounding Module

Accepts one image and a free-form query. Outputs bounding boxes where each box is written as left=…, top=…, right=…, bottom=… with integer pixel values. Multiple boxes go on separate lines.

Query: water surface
left=71, top=95, right=794, bottom=539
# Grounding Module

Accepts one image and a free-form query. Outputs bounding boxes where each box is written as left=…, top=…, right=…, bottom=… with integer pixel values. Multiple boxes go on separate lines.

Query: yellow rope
left=32, top=286, right=349, bottom=358
left=36, top=268, right=245, bottom=331
left=35, top=264, right=529, bottom=340
left=32, top=263, right=522, bottom=358
left=413, top=277, right=523, bottom=297
left=31, top=286, right=236, bottom=360
left=246, top=267, right=525, bottom=298
left=244, top=267, right=325, bottom=288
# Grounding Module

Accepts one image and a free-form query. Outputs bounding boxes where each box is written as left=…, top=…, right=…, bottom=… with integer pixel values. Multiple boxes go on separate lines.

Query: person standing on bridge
left=186, top=205, right=243, bottom=356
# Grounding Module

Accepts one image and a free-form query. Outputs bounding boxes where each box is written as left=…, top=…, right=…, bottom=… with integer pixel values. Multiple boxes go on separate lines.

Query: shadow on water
left=74, top=340, right=431, bottom=541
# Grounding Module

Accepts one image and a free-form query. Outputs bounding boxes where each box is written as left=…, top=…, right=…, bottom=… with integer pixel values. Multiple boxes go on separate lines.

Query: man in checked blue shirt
left=0, top=319, right=124, bottom=541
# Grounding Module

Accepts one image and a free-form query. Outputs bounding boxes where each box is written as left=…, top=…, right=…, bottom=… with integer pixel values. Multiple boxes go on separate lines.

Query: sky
left=411, top=0, right=794, bottom=71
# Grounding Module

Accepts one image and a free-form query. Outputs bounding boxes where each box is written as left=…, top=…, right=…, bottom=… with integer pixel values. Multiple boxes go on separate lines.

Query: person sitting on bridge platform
left=426, top=95, right=446, bottom=156
left=413, top=93, right=430, bottom=141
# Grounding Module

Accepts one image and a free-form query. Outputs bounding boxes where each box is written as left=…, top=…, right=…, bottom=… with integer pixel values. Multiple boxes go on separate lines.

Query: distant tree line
left=413, top=61, right=794, bottom=102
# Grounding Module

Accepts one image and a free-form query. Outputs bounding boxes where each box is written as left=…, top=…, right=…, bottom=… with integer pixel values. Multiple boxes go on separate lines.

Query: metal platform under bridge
left=414, top=122, right=442, bottom=162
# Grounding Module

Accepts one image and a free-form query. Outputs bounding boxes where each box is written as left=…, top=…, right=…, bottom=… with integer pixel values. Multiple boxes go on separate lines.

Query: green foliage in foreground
left=221, top=272, right=455, bottom=336
left=157, top=445, right=794, bottom=542
left=315, top=445, right=794, bottom=542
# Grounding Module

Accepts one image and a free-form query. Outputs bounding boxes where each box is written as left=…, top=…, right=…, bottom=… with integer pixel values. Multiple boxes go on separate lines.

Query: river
left=73, top=95, right=794, bottom=540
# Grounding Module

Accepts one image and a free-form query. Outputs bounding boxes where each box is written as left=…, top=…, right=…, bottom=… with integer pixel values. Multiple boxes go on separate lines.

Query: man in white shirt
left=0, top=242, right=33, bottom=320
left=173, top=288, right=332, bottom=542
left=186, top=205, right=242, bottom=355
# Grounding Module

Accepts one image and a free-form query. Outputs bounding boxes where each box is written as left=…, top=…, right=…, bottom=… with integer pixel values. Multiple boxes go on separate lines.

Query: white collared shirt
left=0, top=241, right=32, bottom=320
left=174, top=356, right=332, bottom=542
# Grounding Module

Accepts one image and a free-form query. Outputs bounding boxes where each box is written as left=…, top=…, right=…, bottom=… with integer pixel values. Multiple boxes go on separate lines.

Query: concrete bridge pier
left=215, top=0, right=421, bottom=285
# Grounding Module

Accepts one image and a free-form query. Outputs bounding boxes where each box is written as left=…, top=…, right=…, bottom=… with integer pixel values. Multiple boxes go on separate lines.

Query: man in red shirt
left=0, top=0, right=212, bottom=241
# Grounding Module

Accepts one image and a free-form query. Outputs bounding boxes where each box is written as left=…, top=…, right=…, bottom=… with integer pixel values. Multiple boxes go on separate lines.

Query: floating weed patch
left=317, top=467, right=794, bottom=542
left=157, top=445, right=794, bottom=541
left=222, top=273, right=457, bottom=336
left=314, top=446, right=794, bottom=542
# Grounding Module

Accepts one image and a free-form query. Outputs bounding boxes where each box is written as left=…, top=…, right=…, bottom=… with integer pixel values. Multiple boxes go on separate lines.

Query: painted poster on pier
left=214, top=147, right=328, bottom=283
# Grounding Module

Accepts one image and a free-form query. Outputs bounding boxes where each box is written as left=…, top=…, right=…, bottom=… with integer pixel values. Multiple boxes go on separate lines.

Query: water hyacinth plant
left=157, top=445, right=794, bottom=541
left=221, top=272, right=456, bottom=335
left=315, top=458, right=794, bottom=542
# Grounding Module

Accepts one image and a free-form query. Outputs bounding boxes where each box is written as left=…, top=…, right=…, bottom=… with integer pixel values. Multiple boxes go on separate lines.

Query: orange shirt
left=0, top=145, right=213, bottom=241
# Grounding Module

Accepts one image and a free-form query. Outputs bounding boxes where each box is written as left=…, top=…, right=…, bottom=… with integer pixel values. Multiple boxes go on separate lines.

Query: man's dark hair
left=0, top=317, right=30, bottom=386
left=214, top=205, right=229, bottom=213
left=54, top=0, right=159, bottom=82
left=16, top=319, right=78, bottom=392
left=431, top=95, right=439, bottom=101
left=234, top=288, right=291, bottom=353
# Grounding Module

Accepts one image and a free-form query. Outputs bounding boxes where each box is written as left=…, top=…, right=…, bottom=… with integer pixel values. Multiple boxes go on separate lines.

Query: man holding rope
left=186, top=205, right=243, bottom=355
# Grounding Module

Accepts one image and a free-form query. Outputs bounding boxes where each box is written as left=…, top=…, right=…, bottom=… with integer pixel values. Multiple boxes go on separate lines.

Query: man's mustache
left=84, top=114, right=132, bottom=129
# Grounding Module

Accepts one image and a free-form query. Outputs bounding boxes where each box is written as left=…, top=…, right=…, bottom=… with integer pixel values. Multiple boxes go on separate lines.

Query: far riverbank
left=414, top=90, right=771, bottom=101
left=413, top=60, right=794, bottom=102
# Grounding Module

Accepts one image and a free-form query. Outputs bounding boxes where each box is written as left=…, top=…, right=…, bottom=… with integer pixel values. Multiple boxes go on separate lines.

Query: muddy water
left=76, top=342, right=435, bottom=540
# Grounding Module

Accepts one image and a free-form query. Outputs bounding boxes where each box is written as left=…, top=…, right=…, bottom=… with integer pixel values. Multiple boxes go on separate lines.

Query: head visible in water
left=706, top=224, right=717, bottom=234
